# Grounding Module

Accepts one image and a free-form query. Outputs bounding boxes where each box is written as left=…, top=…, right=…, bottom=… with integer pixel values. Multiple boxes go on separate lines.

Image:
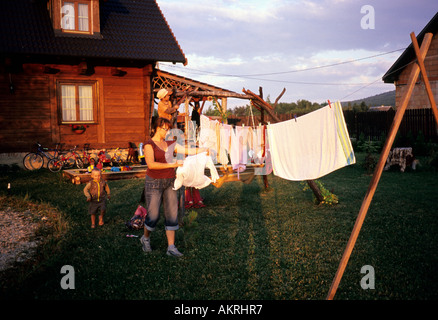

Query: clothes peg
left=328, top=100, right=332, bottom=108
left=293, top=114, right=297, bottom=122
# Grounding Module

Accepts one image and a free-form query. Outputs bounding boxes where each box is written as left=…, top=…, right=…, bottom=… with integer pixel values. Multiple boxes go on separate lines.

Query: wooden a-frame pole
left=326, top=32, right=435, bottom=300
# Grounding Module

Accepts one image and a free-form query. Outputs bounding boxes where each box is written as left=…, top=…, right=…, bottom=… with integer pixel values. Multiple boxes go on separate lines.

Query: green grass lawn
left=1, top=153, right=437, bottom=300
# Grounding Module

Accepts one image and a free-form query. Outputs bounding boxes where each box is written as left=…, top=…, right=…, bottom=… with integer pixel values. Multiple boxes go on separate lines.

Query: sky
left=156, top=0, right=437, bottom=110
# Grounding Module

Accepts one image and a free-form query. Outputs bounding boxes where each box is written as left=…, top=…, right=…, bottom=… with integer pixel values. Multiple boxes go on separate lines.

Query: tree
left=204, top=105, right=217, bottom=116
left=233, top=105, right=250, bottom=116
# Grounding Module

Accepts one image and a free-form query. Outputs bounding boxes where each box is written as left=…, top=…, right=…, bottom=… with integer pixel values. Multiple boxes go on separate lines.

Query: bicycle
left=47, top=145, right=84, bottom=172
left=23, top=142, right=64, bottom=170
left=79, top=143, right=97, bottom=167
left=110, top=147, right=125, bottom=166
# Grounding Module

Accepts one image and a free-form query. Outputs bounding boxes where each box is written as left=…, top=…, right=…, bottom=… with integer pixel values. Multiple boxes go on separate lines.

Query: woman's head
left=151, top=117, right=172, bottom=137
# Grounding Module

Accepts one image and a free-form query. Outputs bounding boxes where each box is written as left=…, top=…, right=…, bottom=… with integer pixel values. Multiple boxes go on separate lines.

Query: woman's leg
left=162, top=183, right=179, bottom=238
left=162, top=182, right=183, bottom=257
left=143, top=177, right=163, bottom=232
left=141, top=177, right=162, bottom=252
left=165, top=230, right=175, bottom=246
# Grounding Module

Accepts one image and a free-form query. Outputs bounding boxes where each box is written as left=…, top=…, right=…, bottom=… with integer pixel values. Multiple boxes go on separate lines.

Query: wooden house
left=383, top=12, right=438, bottom=110
left=0, top=0, right=187, bottom=153
left=382, top=12, right=438, bottom=141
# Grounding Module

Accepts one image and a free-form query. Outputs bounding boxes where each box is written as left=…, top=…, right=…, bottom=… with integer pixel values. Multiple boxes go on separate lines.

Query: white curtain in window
left=62, top=85, right=76, bottom=121
left=61, top=2, right=75, bottom=30
left=79, top=86, right=93, bottom=121
left=78, top=3, right=89, bottom=32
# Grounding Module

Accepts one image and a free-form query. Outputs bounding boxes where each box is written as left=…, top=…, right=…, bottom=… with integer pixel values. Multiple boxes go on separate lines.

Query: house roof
left=153, top=69, right=251, bottom=101
left=155, top=69, right=237, bottom=94
left=0, top=0, right=187, bottom=66
left=382, top=12, right=438, bottom=83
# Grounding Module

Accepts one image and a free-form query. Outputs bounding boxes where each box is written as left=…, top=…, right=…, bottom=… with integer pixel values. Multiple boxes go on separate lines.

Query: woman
left=140, top=117, right=207, bottom=257
left=157, top=88, right=179, bottom=125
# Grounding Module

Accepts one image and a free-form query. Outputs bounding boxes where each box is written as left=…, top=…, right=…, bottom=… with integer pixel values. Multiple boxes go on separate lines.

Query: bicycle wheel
left=75, top=157, right=84, bottom=169
left=80, top=155, right=90, bottom=167
left=47, top=158, right=63, bottom=172
left=23, top=153, right=43, bottom=170
left=63, top=153, right=76, bottom=169
left=23, top=153, right=35, bottom=170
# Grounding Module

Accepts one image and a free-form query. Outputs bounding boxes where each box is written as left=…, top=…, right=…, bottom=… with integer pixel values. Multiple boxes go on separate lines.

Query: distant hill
left=342, top=90, right=395, bottom=107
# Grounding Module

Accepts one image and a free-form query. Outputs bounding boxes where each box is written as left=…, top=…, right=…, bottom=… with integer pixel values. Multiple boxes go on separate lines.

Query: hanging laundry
left=173, top=152, right=220, bottom=190
left=230, top=125, right=249, bottom=172
left=218, top=123, right=232, bottom=165
left=186, top=120, right=197, bottom=143
left=267, top=101, right=355, bottom=181
left=199, top=115, right=219, bottom=163
left=248, top=126, right=265, bottom=164
left=254, top=126, right=273, bottom=176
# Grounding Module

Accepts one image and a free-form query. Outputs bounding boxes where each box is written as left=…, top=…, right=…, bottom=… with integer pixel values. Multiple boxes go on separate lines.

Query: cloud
left=157, top=0, right=437, bottom=107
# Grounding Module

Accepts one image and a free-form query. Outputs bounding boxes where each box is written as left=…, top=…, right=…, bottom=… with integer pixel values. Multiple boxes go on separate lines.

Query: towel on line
left=267, top=101, right=355, bottom=181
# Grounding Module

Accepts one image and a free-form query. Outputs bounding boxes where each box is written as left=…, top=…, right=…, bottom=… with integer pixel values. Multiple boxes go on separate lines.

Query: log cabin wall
left=0, top=63, right=153, bottom=153
left=394, top=34, right=438, bottom=110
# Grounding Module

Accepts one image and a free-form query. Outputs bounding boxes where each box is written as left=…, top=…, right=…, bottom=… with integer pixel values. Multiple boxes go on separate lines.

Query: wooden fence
left=344, top=109, right=438, bottom=142
left=228, top=108, right=438, bottom=143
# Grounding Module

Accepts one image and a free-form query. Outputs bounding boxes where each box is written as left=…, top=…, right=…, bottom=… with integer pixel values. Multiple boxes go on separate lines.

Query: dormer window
left=61, top=1, right=90, bottom=33
left=48, top=0, right=100, bottom=37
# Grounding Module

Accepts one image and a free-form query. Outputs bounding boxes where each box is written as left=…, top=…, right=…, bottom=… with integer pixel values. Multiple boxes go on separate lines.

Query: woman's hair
left=151, top=117, right=173, bottom=137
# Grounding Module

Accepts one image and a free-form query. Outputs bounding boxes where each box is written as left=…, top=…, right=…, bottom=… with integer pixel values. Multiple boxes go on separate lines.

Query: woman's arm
left=158, top=101, right=178, bottom=115
left=144, top=144, right=182, bottom=169
left=174, top=144, right=208, bottom=156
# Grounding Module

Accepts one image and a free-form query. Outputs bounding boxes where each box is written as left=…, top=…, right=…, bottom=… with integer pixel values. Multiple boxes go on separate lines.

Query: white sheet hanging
left=199, top=115, right=219, bottom=163
left=267, top=101, right=355, bottom=181
left=230, top=125, right=249, bottom=172
left=218, top=124, right=232, bottom=165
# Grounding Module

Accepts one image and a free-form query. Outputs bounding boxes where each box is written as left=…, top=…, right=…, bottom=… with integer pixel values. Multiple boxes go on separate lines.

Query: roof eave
left=382, top=12, right=438, bottom=84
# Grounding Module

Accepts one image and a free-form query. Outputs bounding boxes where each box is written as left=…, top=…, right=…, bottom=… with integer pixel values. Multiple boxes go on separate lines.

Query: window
left=58, top=81, right=98, bottom=123
left=61, top=1, right=90, bottom=33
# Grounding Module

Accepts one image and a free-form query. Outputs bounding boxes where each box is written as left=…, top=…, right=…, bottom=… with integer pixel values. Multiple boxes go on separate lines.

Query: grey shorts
left=88, top=200, right=106, bottom=215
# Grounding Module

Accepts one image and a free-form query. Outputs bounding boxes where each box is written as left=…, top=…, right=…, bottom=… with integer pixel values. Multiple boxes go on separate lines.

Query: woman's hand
left=202, top=148, right=210, bottom=156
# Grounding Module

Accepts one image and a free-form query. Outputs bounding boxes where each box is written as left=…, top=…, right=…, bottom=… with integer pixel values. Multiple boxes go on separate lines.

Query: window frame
left=60, top=0, right=92, bottom=34
left=57, top=80, right=99, bottom=125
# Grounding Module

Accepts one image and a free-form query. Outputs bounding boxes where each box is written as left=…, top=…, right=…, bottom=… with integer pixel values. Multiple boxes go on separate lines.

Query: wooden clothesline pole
left=326, top=32, right=433, bottom=300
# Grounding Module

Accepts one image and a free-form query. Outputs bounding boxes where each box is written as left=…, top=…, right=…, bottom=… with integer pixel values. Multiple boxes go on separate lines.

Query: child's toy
left=125, top=205, right=147, bottom=230
left=139, top=142, right=146, bottom=165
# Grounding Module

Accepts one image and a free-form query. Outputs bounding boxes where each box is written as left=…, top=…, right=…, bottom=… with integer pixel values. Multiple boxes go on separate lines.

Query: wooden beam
left=257, top=87, right=270, bottom=189
left=243, top=88, right=274, bottom=109
left=111, top=67, right=127, bottom=77
left=156, top=70, right=232, bottom=93
left=326, top=32, right=433, bottom=300
left=175, top=90, right=252, bottom=100
left=274, top=88, right=286, bottom=106
left=242, top=88, right=280, bottom=123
